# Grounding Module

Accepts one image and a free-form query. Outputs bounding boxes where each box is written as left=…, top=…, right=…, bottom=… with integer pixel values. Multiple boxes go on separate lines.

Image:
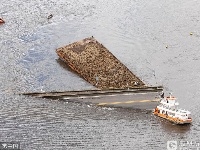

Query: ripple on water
left=1, top=0, right=200, bottom=149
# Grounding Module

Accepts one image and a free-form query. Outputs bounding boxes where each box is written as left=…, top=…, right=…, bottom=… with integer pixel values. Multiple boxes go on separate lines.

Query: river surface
left=1, top=0, right=200, bottom=149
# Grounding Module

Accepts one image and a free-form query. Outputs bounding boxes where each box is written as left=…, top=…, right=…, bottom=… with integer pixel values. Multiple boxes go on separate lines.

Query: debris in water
left=47, top=14, right=53, bottom=20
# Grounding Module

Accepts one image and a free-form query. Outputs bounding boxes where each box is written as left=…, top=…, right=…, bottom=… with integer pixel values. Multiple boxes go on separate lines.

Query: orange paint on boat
left=153, top=94, right=192, bottom=125
left=0, top=18, right=5, bottom=24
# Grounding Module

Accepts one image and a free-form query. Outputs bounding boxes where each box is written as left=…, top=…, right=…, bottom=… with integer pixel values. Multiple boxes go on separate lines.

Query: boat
left=0, top=18, right=5, bottom=24
left=153, top=93, right=192, bottom=124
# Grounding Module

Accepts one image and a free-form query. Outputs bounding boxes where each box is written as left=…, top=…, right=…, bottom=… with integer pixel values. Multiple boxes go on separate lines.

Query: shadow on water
left=19, top=45, right=47, bottom=70
left=56, top=58, right=91, bottom=82
left=18, top=33, right=39, bottom=43
left=56, top=58, right=75, bottom=72
left=155, top=116, right=191, bottom=134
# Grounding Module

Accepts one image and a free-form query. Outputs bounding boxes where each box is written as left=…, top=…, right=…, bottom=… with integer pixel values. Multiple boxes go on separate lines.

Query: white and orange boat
left=154, top=93, right=192, bottom=124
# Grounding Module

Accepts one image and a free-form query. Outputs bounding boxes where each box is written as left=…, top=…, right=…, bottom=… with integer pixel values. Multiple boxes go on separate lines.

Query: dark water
left=1, top=0, right=200, bottom=149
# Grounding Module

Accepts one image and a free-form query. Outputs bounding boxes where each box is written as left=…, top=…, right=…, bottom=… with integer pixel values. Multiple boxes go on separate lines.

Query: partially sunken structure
left=56, top=37, right=145, bottom=89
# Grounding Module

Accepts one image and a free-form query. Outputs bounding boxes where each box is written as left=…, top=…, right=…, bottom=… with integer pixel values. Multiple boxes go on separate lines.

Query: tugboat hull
left=153, top=95, right=192, bottom=125
left=154, top=109, right=192, bottom=124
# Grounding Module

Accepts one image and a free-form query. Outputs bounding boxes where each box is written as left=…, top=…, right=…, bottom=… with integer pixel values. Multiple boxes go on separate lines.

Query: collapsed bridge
left=22, top=37, right=163, bottom=109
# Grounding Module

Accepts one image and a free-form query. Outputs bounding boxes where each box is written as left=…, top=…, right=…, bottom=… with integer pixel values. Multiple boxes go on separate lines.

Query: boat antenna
left=169, top=92, right=172, bottom=98
left=160, top=91, right=164, bottom=98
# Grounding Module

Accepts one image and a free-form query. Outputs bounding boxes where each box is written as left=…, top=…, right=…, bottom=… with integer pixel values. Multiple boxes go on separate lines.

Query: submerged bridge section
left=22, top=86, right=163, bottom=110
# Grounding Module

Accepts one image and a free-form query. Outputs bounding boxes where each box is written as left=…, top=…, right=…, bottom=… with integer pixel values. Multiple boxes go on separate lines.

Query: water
left=1, top=0, right=200, bottom=149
